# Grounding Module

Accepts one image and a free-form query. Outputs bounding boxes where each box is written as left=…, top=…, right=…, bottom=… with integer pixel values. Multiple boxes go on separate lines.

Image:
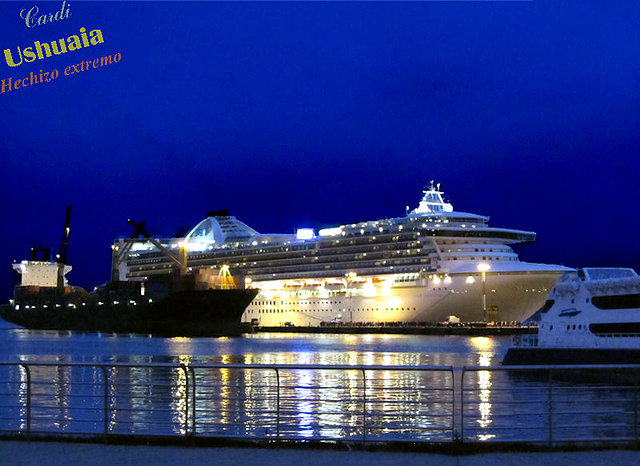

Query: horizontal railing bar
left=192, top=364, right=454, bottom=371
left=462, top=427, right=547, bottom=433
left=463, top=364, right=640, bottom=371
left=553, top=423, right=634, bottom=429
left=108, top=421, right=185, bottom=427
left=17, top=361, right=639, bottom=371
left=0, top=361, right=454, bottom=371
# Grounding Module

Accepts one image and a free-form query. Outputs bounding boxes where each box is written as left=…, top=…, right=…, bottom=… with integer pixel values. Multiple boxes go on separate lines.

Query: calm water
left=0, top=319, right=637, bottom=444
left=0, top=319, right=510, bottom=366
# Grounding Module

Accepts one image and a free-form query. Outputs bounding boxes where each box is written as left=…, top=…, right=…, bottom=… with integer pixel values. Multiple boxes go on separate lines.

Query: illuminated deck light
left=477, top=263, right=491, bottom=272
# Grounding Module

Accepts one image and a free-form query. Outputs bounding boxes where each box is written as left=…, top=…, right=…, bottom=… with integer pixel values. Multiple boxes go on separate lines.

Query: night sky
left=1, top=1, right=639, bottom=299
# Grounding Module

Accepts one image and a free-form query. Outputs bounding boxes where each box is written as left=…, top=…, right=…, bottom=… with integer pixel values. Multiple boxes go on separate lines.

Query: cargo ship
left=113, top=182, right=570, bottom=326
left=1, top=208, right=257, bottom=337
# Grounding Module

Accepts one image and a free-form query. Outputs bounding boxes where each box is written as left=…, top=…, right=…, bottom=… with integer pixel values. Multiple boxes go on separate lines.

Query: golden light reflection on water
left=470, top=336, right=493, bottom=351
left=220, top=354, right=231, bottom=427
left=476, top=349, right=495, bottom=441
left=173, top=355, right=191, bottom=434
left=171, top=334, right=486, bottom=439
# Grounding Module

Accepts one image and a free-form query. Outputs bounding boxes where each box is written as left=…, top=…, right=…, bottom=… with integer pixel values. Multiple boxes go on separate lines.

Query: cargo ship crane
left=56, top=205, right=71, bottom=290
left=126, top=219, right=187, bottom=275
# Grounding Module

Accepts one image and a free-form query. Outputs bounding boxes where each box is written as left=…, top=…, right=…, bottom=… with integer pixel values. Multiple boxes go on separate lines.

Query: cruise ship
left=112, top=182, right=570, bottom=326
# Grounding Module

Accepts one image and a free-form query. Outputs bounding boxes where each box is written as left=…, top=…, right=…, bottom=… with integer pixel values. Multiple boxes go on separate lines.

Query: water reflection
left=5, top=329, right=640, bottom=443
left=470, top=337, right=495, bottom=441
left=1, top=331, right=503, bottom=440
left=173, top=356, right=190, bottom=434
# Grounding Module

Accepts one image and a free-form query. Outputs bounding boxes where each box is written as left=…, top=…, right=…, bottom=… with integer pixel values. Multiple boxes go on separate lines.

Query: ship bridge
left=410, top=181, right=454, bottom=215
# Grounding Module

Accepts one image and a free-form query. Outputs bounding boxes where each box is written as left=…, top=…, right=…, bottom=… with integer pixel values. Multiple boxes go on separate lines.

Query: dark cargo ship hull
left=1, top=289, right=258, bottom=337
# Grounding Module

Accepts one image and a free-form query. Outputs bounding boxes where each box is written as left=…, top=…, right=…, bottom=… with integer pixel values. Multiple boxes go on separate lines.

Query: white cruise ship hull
left=243, top=270, right=562, bottom=326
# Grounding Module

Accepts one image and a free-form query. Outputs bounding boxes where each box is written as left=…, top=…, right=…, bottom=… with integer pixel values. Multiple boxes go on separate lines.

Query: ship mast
left=56, top=205, right=72, bottom=290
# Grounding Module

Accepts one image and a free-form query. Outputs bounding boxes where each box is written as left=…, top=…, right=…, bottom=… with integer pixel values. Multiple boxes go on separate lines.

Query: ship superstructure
left=113, top=182, right=569, bottom=325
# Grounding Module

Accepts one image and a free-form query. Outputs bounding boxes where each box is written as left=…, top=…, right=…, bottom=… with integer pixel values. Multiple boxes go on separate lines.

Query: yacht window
left=592, top=294, right=640, bottom=310
left=590, top=322, right=640, bottom=334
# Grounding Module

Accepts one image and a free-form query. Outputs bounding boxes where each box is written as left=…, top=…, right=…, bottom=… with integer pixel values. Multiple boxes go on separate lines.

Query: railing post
left=451, top=367, right=456, bottom=442
left=18, top=363, right=31, bottom=437
left=362, top=369, right=367, bottom=443
left=275, top=367, right=280, bottom=443
left=459, top=368, right=464, bottom=442
left=634, top=375, right=638, bottom=443
left=547, top=369, right=553, bottom=446
left=99, top=366, right=109, bottom=440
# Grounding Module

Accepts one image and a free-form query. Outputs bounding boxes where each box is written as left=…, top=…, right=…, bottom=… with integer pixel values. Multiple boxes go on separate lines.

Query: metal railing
left=0, top=362, right=639, bottom=446
left=461, top=364, right=640, bottom=445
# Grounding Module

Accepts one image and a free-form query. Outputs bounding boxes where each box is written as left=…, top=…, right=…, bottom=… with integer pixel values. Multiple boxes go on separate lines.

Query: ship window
left=590, top=322, right=640, bottom=334
left=592, top=294, right=640, bottom=310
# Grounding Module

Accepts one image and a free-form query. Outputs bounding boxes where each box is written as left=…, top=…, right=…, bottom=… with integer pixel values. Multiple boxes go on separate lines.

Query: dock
left=251, top=323, right=536, bottom=336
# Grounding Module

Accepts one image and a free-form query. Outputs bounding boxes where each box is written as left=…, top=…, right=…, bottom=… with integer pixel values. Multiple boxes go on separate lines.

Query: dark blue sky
left=1, top=1, right=639, bottom=298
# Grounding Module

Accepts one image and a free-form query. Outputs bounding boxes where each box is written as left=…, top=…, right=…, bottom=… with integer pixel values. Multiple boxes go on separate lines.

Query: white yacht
left=113, top=182, right=569, bottom=326
left=503, top=268, right=640, bottom=364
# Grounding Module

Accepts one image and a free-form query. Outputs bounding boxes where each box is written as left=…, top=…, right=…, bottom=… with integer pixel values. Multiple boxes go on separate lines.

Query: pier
left=252, top=323, right=536, bottom=336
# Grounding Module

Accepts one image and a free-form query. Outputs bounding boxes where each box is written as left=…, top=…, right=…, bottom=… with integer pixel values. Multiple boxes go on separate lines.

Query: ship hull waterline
left=1, top=289, right=259, bottom=337
left=243, top=271, right=563, bottom=326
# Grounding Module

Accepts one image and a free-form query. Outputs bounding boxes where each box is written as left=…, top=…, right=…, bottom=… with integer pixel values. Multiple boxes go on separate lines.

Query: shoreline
left=1, top=437, right=639, bottom=466
left=251, top=324, right=536, bottom=336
